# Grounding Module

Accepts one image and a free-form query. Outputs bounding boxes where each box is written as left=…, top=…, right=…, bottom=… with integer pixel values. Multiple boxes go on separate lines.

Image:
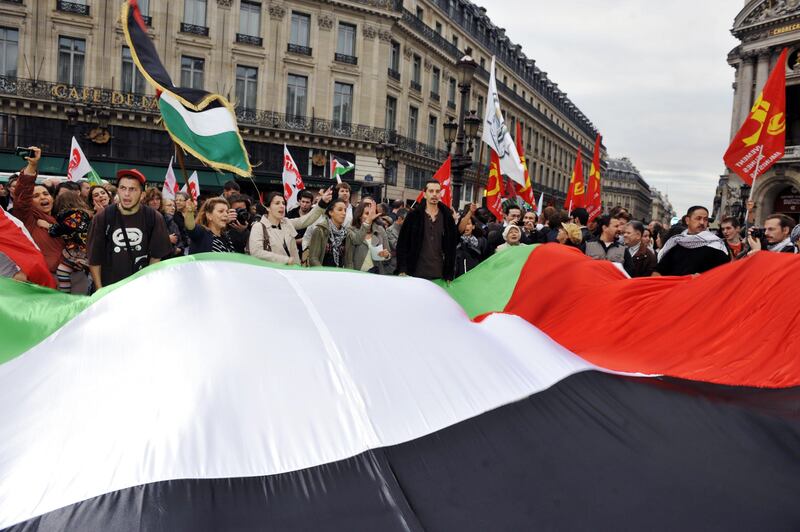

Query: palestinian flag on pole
left=329, top=155, right=354, bottom=183
left=1, top=246, right=799, bottom=530
left=121, top=0, right=252, bottom=177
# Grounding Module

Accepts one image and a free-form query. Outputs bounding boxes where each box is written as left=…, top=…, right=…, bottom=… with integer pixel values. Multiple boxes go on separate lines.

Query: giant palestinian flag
left=1, top=246, right=799, bottom=530
left=121, top=0, right=252, bottom=176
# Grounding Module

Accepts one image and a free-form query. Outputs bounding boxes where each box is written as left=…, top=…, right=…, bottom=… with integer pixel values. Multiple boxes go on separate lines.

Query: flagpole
left=173, top=141, right=191, bottom=191
left=744, top=146, right=764, bottom=229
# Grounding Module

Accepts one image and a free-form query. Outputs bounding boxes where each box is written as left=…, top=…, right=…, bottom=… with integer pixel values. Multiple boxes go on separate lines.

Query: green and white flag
left=158, top=93, right=251, bottom=177
left=66, top=137, right=102, bottom=185
left=329, top=155, right=354, bottom=184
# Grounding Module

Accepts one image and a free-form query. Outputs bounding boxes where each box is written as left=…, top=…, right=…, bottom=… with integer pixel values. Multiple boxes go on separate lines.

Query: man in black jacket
left=396, top=179, right=458, bottom=281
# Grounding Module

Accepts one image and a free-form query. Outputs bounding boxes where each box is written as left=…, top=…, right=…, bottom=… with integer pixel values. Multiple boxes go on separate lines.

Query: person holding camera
left=226, top=193, right=257, bottom=254
left=184, top=197, right=237, bottom=254
left=746, top=214, right=797, bottom=255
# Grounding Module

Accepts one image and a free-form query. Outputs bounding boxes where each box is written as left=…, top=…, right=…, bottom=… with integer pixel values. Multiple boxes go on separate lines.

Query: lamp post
left=374, top=140, right=396, bottom=203
left=445, top=51, right=482, bottom=211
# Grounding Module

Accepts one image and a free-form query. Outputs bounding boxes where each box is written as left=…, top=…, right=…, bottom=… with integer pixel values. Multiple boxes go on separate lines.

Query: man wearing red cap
left=87, top=169, right=171, bottom=288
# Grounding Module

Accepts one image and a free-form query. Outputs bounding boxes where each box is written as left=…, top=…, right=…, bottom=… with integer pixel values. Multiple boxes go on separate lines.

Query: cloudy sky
left=479, top=0, right=742, bottom=215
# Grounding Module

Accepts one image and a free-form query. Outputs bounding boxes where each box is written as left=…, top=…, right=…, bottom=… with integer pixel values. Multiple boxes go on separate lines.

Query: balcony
left=2, top=0, right=24, bottom=4
left=410, top=80, right=421, bottom=92
left=782, top=145, right=800, bottom=163
left=287, top=43, right=312, bottom=56
left=56, top=0, right=90, bottom=15
left=236, top=33, right=263, bottom=46
left=334, top=53, right=358, bottom=65
left=447, top=100, right=456, bottom=110
left=387, top=68, right=400, bottom=81
left=141, top=15, right=152, bottom=26
left=180, top=23, right=209, bottom=36
left=430, top=91, right=440, bottom=102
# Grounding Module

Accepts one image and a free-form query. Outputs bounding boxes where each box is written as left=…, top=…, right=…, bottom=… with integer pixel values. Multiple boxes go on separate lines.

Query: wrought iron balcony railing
left=410, top=80, right=421, bottom=92
left=287, top=43, right=312, bottom=56
left=387, top=68, right=400, bottom=81
left=447, top=100, right=456, bottom=110
left=334, top=53, right=358, bottom=65
left=56, top=0, right=90, bottom=15
left=236, top=33, right=263, bottom=46
left=180, top=23, right=209, bottom=36
left=142, top=15, right=152, bottom=26
left=0, top=75, right=486, bottom=172
left=430, top=91, right=440, bottom=102
left=2, top=0, right=24, bottom=4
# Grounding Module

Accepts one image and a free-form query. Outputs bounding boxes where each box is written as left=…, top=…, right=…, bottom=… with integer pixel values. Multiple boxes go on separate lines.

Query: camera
left=235, top=207, right=250, bottom=225
left=15, top=147, right=33, bottom=159
left=751, top=227, right=766, bottom=240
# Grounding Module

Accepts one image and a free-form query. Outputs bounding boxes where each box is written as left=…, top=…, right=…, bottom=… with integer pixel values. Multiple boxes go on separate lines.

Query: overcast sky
left=478, top=0, right=742, bottom=215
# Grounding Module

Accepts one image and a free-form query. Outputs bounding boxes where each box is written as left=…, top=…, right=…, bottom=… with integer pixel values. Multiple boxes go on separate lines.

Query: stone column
left=754, top=49, right=771, bottom=94
left=729, top=63, right=742, bottom=140
left=737, top=54, right=756, bottom=130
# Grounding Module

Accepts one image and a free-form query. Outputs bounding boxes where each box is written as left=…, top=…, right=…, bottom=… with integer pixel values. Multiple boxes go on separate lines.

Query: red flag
left=586, top=134, right=603, bottom=222
left=564, top=147, right=586, bottom=210
left=416, top=156, right=452, bottom=208
left=513, top=123, right=535, bottom=206
left=724, top=48, right=787, bottom=186
left=0, top=208, right=55, bottom=288
left=484, top=150, right=504, bottom=221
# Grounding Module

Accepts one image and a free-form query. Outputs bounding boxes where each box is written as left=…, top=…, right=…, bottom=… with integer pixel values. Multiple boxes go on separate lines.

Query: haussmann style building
left=715, top=0, right=800, bottom=224
left=602, top=156, right=653, bottom=222
left=0, top=0, right=602, bottom=207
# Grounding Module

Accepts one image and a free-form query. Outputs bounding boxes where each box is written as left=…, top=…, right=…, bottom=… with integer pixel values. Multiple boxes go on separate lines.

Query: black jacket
left=455, top=235, right=487, bottom=277
left=396, top=201, right=459, bottom=281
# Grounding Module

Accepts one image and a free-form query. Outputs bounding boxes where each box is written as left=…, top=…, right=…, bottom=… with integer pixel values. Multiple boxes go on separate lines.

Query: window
left=180, top=56, right=204, bottom=89
left=410, top=55, right=422, bottom=92
left=235, top=65, right=258, bottom=110
left=408, top=105, right=418, bottom=141
left=431, top=66, right=440, bottom=96
left=390, top=41, right=400, bottom=72
left=476, top=95, right=484, bottom=119
left=435, top=21, right=442, bottom=34
left=0, top=28, right=18, bottom=77
left=286, top=74, right=307, bottom=118
left=138, top=0, right=149, bottom=15
left=447, top=77, right=456, bottom=106
left=415, top=6, right=423, bottom=19
left=121, top=46, right=146, bottom=94
left=480, top=57, right=485, bottom=69
left=336, top=23, right=356, bottom=57
left=385, top=96, right=397, bottom=131
left=427, top=115, right=437, bottom=147
left=184, top=0, right=206, bottom=26
left=57, top=37, right=85, bottom=86
left=239, top=1, right=261, bottom=37
left=405, top=165, right=430, bottom=191
left=0, top=114, right=17, bottom=149
left=451, top=35, right=458, bottom=49
left=290, top=12, right=310, bottom=46
left=333, top=82, right=353, bottom=127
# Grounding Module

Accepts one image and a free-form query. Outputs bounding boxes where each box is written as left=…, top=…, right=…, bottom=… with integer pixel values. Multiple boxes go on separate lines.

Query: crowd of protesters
left=1, top=146, right=798, bottom=293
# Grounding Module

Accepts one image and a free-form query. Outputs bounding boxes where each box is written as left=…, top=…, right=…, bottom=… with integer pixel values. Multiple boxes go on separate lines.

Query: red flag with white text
left=416, top=156, right=452, bottom=208
left=282, top=144, right=305, bottom=211
left=724, top=48, right=787, bottom=186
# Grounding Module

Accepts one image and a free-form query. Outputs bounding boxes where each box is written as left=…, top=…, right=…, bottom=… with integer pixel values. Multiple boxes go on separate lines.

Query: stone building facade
left=0, top=0, right=601, bottom=205
left=715, top=0, right=800, bottom=225
left=602, top=157, right=652, bottom=222
left=649, top=187, right=675, bottom=225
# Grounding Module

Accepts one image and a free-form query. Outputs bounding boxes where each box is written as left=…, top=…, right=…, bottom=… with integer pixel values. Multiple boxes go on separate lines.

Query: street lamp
left=374, top=140, right=396, bottom=202
left=444, top=50, right=482, bottom=210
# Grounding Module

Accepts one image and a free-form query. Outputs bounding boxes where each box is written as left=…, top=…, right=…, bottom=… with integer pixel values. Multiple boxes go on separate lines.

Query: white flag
left=66, top=137, right=94, bottom=182
left=482, top=56, right=526, bottom=186
left=282, top=144, right=305, bottom=211
left=180, top=171, right=200, bottom=202
left=536, top=191, right=544, bottom=215
left=163, top=157, right=178, bottom=200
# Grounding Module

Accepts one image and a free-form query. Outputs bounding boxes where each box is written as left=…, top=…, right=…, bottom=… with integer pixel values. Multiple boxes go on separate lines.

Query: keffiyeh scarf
left=327, top=219, right=348, bottom=267
left=658, top=230, right=728, bottom=262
